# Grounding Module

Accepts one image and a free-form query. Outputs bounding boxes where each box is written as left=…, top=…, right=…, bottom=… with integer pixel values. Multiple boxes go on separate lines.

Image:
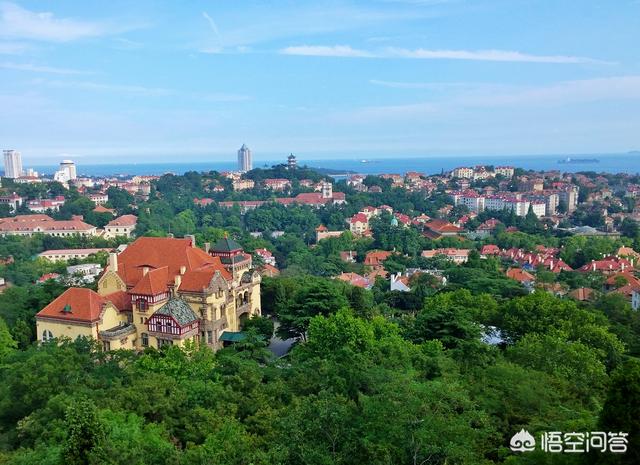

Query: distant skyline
left=2, top=0, right=640, bottom=163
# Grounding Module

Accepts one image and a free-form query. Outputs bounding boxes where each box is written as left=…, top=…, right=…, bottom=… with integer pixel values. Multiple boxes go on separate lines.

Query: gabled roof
left=151, top=298, right=198, bottom=326
left=115, top=237, right=216, bottom=288
left=336, top=272, right=370, bottom=288
left=425, top=219, right=462, bottom=233
left=364, top=250, right=392, bottom=266
left=93, top=205, right=115, bottom=214
left=104, top=290, right=132, bottom=312
left=130, top=266, right=169, bottom=295
left=107, top=214, right=137, bottom=227
left=37, top=288, right=108, bottom=323
left=506, top=268, right=535, bottom=282
left=180, top=258, right=232, bottom=292
left=569, top=287, right=594, bottom=301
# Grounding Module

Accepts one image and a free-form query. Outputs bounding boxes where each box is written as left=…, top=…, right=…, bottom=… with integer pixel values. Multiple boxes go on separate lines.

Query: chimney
left=205, top=242, right=211, bottom=253
left=168, top=233, right=174, bottom=238
left=143, top=266, right=149, bottom=276
left=174, top=274, right=181, bottom=293
left=180, top=265, right=186, bottom=275
left=185, top=234, right=196, bottom=247
left=108, top=252, right=118, bottom=272
left=592, top=261, right=596, bottom=272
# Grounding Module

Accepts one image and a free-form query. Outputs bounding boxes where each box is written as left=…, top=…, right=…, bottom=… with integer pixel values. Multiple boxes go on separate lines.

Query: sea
left=27, top=153, right=640, bottom=178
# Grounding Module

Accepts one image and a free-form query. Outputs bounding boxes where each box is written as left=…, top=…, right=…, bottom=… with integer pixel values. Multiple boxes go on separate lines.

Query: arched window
left=42, top=329, right=53, bottom=342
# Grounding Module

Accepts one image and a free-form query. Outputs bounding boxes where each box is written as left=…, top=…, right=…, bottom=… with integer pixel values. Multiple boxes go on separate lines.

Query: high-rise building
left=237, top=144, right=252, bottom=172
left=3, top=150, right=23, bottom=179
left=60, top=160, right=77, bottom=180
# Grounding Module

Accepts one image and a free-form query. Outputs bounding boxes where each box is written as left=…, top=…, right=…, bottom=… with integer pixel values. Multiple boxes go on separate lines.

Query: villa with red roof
left=0, top=214, right=97, bottom=237
left=36, top=236, right=261, bottom=351
left=104, top=214, right=138, bottom=238
left=348, top=213, right=369, bottom=235
left=423, top=219, right=462, bottom=238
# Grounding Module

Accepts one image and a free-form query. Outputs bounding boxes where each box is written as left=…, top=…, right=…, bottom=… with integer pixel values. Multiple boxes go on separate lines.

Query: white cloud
left=0, top=2, right=114, bottom=42
left=35, top=79, right=250, bottom=101
left=279, top=44, right=611, bottom=64
left=369, top=79, right=484, bottom=89
left=0, top=40, right=28, bottom=54
left=343, top=75, right=640, bottom=123
left=383, top=47, right=611, bottom=64
left=280, top=45, right=375, bottom=58
left=0, top=62, right=89, bottom=74
left=202, top=12, right=219, bottom=35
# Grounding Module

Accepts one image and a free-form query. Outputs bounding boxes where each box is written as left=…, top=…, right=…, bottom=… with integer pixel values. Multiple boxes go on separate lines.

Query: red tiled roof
left=93, top=205, right=115, bottom=214
left=569, top=287, right=594, bottom=301
left=0, top=214, right=95, bottom=233
left=605, top=272, right=640, bottom=287
left=350, top=213, right=369, bottom=224
left=104, top=290, right=132, bottom=312
left=179, top=258, right=232, bottom=292
left=130, top=267, right=169, bottom=295
left=506, top=268, right=535, bottom=282
left=480, top=245, right=501, bottom=255
left=364, top=250, right=392, bottom=266
left=115, top=237, right=216, bottom=289
left=37, top=288, right=108, bottom=323
left=336, top=272, right=370, bottom=288
left=425, top=219, right=462, bottom=233
left=107, top=214, right=137, bottom=227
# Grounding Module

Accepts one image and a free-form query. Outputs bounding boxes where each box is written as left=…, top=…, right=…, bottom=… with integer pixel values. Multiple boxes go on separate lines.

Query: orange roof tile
left=180, top=258, right=232, bottom=292
left=104, top=290, right=132, bottom=312
left=506, top=268, right=535, bottom=282
left=107, top=214, right=137, bottom=227
left=37, top=288, right=108, bottom=323
left=130, top=267, right=169, bottom=295
left=114, top=237, right=217, bottom=289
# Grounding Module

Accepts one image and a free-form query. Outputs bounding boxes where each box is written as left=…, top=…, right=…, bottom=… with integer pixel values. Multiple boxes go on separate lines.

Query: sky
left=1, top=0, right=640, bottom=165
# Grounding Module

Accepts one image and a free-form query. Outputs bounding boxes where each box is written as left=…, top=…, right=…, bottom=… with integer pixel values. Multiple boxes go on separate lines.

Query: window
left=42, top=329, right=53, bottom=342
left=207, top=331, right=212, bottom=343
left=137, top=298, right=148, bottom=311
left=141, top=333, right=149, bottom=347
left=102, top=341, right=111, bottom=351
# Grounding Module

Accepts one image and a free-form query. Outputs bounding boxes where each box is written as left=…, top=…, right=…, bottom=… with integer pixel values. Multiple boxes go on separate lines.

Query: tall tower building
left=237, top=144, right=252, bottom=172
left=3, top=150, right=23, bottom=179
left=60, top=160, right=77, bottom=180
left=287, top=153, right=297, bottom=170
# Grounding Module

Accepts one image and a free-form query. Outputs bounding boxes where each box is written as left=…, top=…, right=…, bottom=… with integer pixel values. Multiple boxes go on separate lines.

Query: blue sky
left=1, top=0, right=640, bottom=165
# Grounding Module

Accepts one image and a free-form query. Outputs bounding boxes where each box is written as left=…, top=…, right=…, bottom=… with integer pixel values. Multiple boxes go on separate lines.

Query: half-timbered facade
left=36, top=235, right=261, bottom=350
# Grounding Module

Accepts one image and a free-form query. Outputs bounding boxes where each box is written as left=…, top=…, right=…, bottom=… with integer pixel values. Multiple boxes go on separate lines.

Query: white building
left=451, top=167, right=474, bottom=179
left=484, top=195, right=536, bottom=217
left=104, top=214, right=137, bottom=238
left=3, top=150, right=23, bottom=179
left=452, top=191, right=485, bottom=213
left=60, top=160, right=77, bottom=180
left=66, top=263, right=102, bottom=284
left=237, top=144, right=252, bottom=172
left=495, top=166, right=515, bottom=178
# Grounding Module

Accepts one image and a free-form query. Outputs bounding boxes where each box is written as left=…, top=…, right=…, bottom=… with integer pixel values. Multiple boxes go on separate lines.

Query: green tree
left=0, top=316, right=17, bottom=360
left=62, top=399, right=106, bottom=465
left=599, top=359, right=640, bottom=464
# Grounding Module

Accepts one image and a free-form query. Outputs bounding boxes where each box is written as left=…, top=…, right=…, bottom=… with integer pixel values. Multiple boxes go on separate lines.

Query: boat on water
left=558, top=157, right=599, bottom=164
